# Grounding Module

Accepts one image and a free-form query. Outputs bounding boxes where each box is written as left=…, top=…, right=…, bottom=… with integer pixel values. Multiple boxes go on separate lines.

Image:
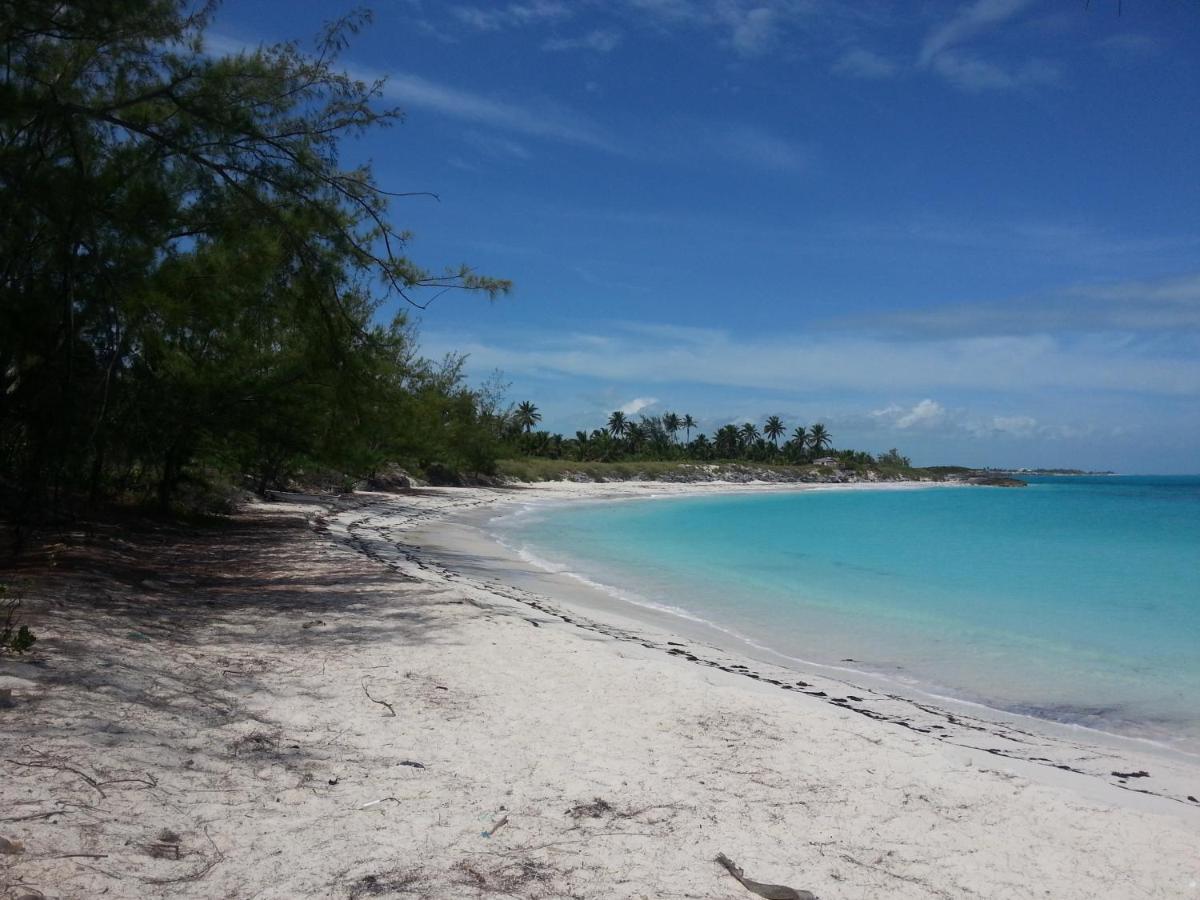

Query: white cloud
left=832, top=48, right=897, bottom=79
left=896, top=399, right=947, bottom=429
left=619, top=396, right=659, bottom=415
left=872, top=399, right=947, bottom=429
left=543, top=29, right=623, bottom=52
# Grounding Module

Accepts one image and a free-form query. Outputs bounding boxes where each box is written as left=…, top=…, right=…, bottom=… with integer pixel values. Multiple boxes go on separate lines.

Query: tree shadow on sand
left=1, top=502, right=460, bottom=752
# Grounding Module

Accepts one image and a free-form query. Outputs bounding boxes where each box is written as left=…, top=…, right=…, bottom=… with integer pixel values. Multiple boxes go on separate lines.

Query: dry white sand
left=2, top=482, right=1198, bottom=899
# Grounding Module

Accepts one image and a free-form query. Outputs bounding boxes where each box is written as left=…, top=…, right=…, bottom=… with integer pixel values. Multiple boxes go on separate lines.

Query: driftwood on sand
left=716, top=852, right=816, bottom=900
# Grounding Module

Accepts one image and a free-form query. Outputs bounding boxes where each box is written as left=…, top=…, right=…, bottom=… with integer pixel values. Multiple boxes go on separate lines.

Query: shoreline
left=333, top=481, right=1200, bottom=813
left=470, top=487, right=1200, bottom=765
left=6, top=483, right=1199, bottom=898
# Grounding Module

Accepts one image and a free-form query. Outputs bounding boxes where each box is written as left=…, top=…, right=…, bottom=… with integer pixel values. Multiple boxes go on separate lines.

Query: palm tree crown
left=663, top=411, right=681, bottom=442
left=682, top=414, right=696, bottom=442
left=607, top=410, right=628, bottom=437
left=515, top=401, right=541, bottom=433
left=808, top=423, right=831, bottom=452
left=763, top=415, right=785, bottom=447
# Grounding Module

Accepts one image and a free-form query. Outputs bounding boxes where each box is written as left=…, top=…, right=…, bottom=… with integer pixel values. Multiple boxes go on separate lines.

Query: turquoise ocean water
left=492, top=476, right=1200, bottom=753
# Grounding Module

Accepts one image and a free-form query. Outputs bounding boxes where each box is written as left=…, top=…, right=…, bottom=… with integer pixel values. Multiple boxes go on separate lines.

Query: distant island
left=980, top=468, right=1116, bottom=477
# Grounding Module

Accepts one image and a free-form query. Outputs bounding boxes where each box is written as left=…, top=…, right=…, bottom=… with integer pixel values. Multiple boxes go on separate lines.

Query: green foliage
left=1, top=588, right=36, bottom=653
left=878, top=448, right=912, bottom=469
left=0, top=1, right=508, bottom=516
left=504, top=408, right=849, bottom=470
left=514, top=401, right=541, bottom=434
left=499, top=409, right=956, bottom=483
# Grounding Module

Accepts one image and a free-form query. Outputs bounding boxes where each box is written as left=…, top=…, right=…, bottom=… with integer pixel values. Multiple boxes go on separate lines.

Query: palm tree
left=607, top=410, right=628, bottom=438
left=682, top=414, right=696, bottom=442
left=715, top=424, right=740, bottom=459
left=763, top=415, right=785, bottom=448
left=625, top=421, right=645, bottom=453
left=590, top=429, right=615, bottom=461
left=808, top=423, right=831, bottom=454
left=663, top=411, right=681, bottom=443
left=515, top=401, right=541, bottom=434
left=787, top=425, right=808, bottom=463
left=740, top=422, right=760, bottom=448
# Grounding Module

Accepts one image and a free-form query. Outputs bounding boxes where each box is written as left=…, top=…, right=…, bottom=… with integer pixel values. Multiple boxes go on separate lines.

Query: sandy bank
left=2, top=483, right=1198, bottom=899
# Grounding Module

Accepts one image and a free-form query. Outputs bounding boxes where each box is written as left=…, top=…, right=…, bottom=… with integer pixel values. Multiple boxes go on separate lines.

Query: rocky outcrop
left=964, top=475, right=1027, bottom=487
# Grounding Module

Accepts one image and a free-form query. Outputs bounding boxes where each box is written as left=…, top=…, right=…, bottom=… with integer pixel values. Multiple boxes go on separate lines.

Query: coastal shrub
left=0, top=2, right=509, bottom=521
left=878, top=448, right=912, bottom=468
left=0, top=588, right=36, bottom=654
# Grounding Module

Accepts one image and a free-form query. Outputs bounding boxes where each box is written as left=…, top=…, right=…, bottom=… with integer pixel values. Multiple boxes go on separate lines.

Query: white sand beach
left=3, top=482, right=1198, bottom=899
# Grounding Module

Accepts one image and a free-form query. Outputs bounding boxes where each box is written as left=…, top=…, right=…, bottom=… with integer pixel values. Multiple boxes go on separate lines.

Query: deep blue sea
left=493, top=476, right=1200, bottom=753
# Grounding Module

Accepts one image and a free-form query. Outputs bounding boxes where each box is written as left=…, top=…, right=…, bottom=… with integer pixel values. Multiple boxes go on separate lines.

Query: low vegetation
left=0, top=2, right=508, bottom=523
left=495, top=405, right=930, bottom=482
left=1, top=586, right=36, bottom=654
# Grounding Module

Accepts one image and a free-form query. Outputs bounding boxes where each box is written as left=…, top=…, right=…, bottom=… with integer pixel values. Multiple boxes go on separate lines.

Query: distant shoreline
left=342, top=480, right=1200, bottom=813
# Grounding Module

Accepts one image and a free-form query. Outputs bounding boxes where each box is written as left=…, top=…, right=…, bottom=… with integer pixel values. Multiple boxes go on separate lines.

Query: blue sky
left=213, top=1, right=1200, bottom=472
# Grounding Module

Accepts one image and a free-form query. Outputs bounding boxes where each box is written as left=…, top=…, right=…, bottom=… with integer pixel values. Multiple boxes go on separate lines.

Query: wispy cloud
left=453, top=2, right=572, bottom=31
left=709, top=123, right=812, bottom=173
left=381, top=73, right=619, bottom=151
left=845, top=272, right=1200, bottom=337
left=203, top=31, right=615, bottom=151
left=975, top=414, right=1039, bottom=437
left=831, top=214, right=1200, bottom=269
left=720, top=5, right=778, bottom=57
left=425, top=323, right=1200, bottom=398
left=928, top=52, right=1059, bottom=92
left=832, top=48, right=898, bottom=80
left=1095, top=32, right=1158, bottom=64
left=620, top=0, right=853, bottom=59
left=918, top=0, right=1032, bottom=67
left=463, top=130, right=533, bottom=160
left=543, top=29, right=623, bottom=53
left=918, top=0, right=1059, bottom=92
